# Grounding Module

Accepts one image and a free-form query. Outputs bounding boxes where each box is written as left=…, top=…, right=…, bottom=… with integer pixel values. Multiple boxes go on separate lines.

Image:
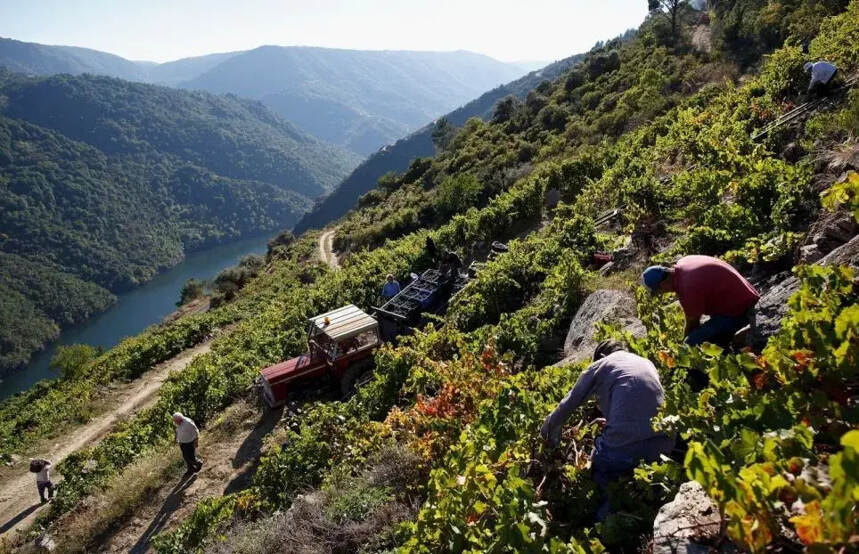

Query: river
left=0, top=233, right=273, bottom=401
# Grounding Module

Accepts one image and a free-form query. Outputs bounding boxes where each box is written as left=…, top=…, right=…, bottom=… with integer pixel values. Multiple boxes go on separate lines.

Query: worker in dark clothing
left=425, top=236, right=438, bottom=264
left=438, top=251, right=463, bottom=294
left=541, top=340, right=674, bottom=520
left=805, top=61, right=838, bottom=97
left=642, top=255, right=759, bottom=347
left=381, top=274, right=401, bottom=299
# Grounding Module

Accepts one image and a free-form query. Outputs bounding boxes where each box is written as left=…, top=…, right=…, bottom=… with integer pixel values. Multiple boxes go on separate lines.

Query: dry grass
left=52, top=443, right=183, bottom=553
left=823, top=136, right=859, bottom=174
left=206, top=445, right=426, bottom=554
left=45, top=399, right=267, bottom=553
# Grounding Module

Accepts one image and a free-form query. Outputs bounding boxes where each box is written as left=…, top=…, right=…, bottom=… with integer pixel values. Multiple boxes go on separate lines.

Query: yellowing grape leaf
left=790, top=500, right=824, bottom=545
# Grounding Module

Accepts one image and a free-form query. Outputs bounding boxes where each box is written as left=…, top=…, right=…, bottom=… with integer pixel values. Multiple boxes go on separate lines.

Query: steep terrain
left=292, top=50, right=587, bottom=234
left=0, top=39, right=526, bottom=155
left=0, top=339, right=214, bottom=540
left=0, top=70, right=359, bottom=374
left=2, top=2, right=858, bottom=553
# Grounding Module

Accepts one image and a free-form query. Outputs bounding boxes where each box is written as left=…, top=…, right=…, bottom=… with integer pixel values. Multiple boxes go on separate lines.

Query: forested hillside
left=0, top=71, right=359, bottom=374
left=293, top=51, right=588, bottom=233
left=2, top=1, right=858, bottom=553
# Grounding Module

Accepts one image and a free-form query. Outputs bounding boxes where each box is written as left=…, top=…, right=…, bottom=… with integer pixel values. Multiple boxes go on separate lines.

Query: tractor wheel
left=340, top=360, right=374, bottom=398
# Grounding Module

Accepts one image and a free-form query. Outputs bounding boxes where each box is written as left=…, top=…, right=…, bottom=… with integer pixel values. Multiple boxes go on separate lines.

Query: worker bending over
left=541, top=340, right=674, bottom=519
left=642, top=255, right=759, bottom=347
left=804, top=60, right=838, bottom=97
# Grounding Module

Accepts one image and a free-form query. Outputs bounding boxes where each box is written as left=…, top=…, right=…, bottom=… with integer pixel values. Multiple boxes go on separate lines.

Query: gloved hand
left=540, top=415, right=561, bottom=448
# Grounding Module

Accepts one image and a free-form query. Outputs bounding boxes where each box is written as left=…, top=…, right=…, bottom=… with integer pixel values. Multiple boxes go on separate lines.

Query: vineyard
left=2, top=1, right=858, bottom=553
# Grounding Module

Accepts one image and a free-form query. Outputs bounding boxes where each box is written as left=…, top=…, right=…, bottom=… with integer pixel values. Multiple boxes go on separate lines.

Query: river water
left=0, top=234, right=272, bottom=401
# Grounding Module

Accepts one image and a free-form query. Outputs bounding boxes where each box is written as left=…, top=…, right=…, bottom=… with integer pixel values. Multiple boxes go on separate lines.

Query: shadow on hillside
left=128, top=473, right=197, bottom=554
left=224, top=406, right=283, bottom=495
left=0, top=502, right=41, bottom=535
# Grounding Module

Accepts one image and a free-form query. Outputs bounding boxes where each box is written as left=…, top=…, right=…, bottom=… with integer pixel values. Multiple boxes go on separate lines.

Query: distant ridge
left=0, top=38, right=526, bottom=154
left=292, top=51, right=586, bottom=234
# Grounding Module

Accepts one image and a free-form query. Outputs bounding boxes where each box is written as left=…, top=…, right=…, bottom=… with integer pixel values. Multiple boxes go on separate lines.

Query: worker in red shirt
left=642, top=255, right=759, bottom=347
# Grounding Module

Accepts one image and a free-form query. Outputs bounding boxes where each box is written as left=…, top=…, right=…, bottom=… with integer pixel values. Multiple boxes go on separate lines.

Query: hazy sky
left=0, top=0, right=648, bottom=63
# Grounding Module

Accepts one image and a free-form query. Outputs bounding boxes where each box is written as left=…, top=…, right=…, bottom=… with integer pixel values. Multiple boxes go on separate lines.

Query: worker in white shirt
left=804, top=61, right=838, bottom=97
left=172, top=412, right=203, bottom=474
left=30, top=458, right=54, bottom=503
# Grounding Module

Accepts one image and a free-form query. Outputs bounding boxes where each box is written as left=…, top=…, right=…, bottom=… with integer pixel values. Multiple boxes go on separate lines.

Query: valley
left=0, top=1, right=858, bottom=553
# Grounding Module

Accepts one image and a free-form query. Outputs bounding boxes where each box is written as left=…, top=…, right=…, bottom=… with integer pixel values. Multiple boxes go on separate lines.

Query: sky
left=0, top=0, right=648, bottom=64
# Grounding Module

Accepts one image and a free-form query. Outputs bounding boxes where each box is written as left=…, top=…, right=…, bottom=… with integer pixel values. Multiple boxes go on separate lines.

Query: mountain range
left=0, top=38, right=525, bottom=154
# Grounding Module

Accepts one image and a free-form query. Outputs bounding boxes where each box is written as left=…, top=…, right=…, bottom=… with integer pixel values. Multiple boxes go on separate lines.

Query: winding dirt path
left=90, top=402, right=281, bottom=553
left=0, top=340, right=215, bottom=541
left=318, top=229, right=340, bottom=269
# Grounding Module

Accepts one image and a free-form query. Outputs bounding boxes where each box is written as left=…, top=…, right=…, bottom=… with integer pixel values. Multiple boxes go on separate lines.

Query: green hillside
left=0, top=71, right=359, bottom=374
left=293, top=51, right=588, bottom=234
left=2, top=1, right=858, bottom=553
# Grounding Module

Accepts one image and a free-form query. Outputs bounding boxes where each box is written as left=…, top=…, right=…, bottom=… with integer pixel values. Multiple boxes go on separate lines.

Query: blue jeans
left=591, top=434, right=675, bottom=519
left=685, top=308, right=754, bottom=348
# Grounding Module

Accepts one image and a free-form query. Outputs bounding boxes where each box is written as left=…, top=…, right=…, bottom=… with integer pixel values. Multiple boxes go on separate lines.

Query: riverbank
left=0, top=234, right=272, bottom=402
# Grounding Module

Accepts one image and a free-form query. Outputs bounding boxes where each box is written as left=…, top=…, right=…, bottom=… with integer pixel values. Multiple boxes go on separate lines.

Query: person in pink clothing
left=642, top=255, right=759, bottom=347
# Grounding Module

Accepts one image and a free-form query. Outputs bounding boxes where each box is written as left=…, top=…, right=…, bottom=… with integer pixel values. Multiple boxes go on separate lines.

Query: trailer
left=373, top=268, right=469, bottom=342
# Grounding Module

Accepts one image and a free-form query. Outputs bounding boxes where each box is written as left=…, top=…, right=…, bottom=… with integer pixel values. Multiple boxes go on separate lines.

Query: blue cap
left=642, top=266, right=669, bottom=293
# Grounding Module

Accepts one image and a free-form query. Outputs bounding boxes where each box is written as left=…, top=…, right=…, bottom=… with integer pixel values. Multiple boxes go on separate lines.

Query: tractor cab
left=259, top=305, right=380, bottom=407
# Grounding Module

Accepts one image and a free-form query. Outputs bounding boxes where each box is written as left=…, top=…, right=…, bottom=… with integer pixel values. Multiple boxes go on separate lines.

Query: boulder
left=558, top=290, right=645, bottom=365
left=34, top=534, right=56, bottom=552
left=754, top=233, right=859, bottom=345
left=818, top=232, right=859, bottom=267
left=653, top=481, right=735, bottom=554
left=799, top=210, right=858, bottom=264
left=753, top=271, right=798, bottom=345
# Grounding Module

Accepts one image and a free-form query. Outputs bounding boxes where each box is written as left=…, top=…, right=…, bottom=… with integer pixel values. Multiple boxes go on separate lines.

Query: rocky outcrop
left=799, top=210, right=858, bottom=264
left=653, top=481, right=735, bottom=554
left=754, top=233, right=859, bottom=345
left=557, top=290, right=645, bottom=365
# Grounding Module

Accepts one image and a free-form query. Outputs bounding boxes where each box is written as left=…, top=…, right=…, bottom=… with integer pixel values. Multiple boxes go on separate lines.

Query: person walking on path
left=381, top=274, right=401, bottom=300
left=173, top=412, right=202, bottom=474
left=30, top=459, right=54, bottom=503
left=541, top=340, right=675, bottom=519
left=642, top=255, right=759, bottom=347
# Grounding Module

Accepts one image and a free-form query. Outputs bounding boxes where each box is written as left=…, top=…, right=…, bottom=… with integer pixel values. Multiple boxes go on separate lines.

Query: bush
left=435, top=174, right=482, bottom=217
left=50, top=344, right=101, bottom=380
left=177, top=278, right=205, bottom=306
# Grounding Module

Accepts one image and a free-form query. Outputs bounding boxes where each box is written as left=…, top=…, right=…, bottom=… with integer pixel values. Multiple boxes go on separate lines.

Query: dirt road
left=0, top=340, right=214, bottom=541
left=318, top=229, right=340, bottom=269
left=80, top=402, right=281, bottom=553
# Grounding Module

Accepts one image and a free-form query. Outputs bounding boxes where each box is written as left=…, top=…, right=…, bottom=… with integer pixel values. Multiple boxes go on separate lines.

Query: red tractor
left=259, top=304, right=381, bottom=408
left=258, top=267, right=473, bottom=408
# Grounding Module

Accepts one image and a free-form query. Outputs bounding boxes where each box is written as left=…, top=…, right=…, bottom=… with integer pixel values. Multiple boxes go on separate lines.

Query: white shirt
left=174, top=416, right=199, bottom=444
left=810, top=61, right=837, bottom=85
left=36, top=461, right=51, bottom=483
